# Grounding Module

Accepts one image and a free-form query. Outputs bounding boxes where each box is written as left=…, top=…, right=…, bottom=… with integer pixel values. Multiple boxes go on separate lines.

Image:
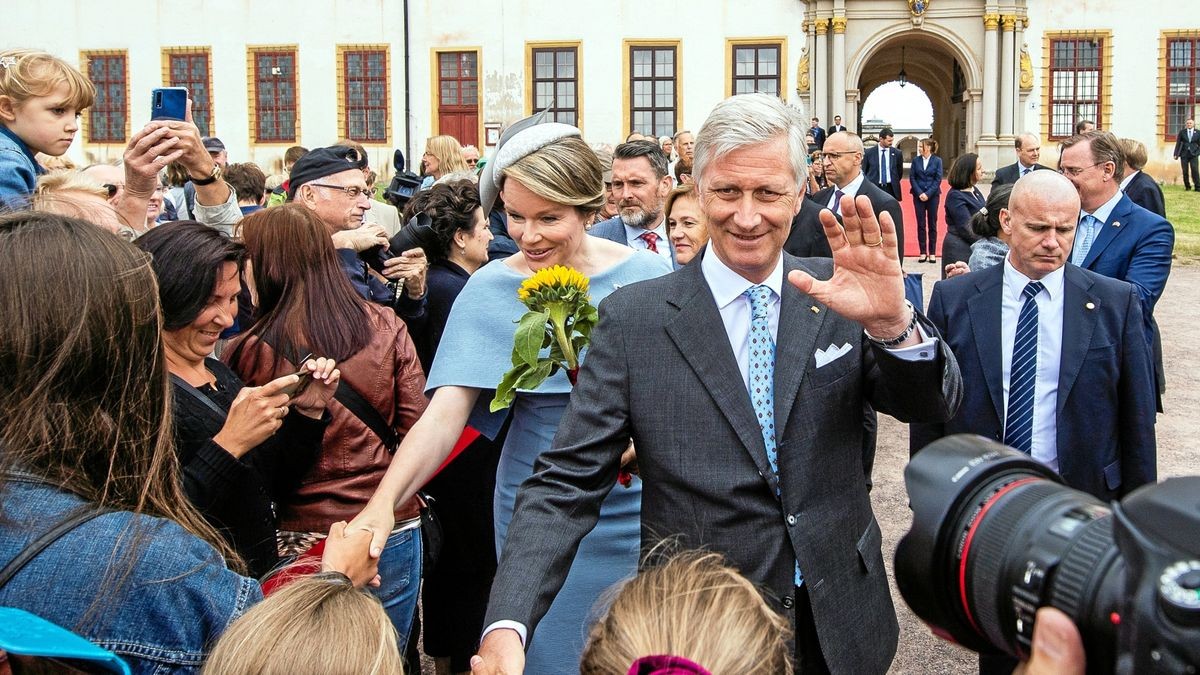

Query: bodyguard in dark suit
left=861, top=127, right=904, bottom=201
left=992, top=133, right=1050, bottom=186
left=911, top=170, right=1156, bottom=675
left=826, top=115, right=847, bottom=137
left=784, top=198, right=833, bottom=258
left=809, top=117, right=827, bottom=150
left=1061, top=131, right=1173, bottom=410
left=816, top=131, right=906, bottom=264
left=1174, top=117, right=1199, bottom=190
left=474, top=94, right=962, bottom=675
left=910, top=171, right=1156, bottom=501
left=1120, top=137, right=1166, bottom=217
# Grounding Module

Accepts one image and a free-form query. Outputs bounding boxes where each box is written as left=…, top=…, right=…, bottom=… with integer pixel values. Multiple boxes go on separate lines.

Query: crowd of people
left=0, top=45, right=1175, bottom=675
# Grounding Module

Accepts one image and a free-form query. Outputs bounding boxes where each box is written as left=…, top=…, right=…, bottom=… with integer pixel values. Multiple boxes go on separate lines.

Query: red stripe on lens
left=958, top=477, right=1041, bottom=636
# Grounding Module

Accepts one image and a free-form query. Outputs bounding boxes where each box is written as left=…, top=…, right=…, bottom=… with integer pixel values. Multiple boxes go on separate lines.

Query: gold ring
left=865, top=237, right=884, bottom=247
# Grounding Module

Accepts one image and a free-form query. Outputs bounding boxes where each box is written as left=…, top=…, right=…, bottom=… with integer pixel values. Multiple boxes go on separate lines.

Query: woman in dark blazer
left=909, top=138, right=943, bottom=263
left=1120, top=137, right=1166, bottom=217
left=942, top=153, right=986, bottom=279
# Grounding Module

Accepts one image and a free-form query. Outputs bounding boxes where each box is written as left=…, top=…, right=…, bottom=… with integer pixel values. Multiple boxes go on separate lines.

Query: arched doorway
left=848, top=25, right=981, bottom=168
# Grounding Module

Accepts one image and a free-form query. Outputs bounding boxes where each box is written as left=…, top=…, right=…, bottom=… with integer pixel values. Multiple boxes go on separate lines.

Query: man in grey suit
left=473, top=94, right=962, bottom=675
left=589, top=140, right=678, bottom=268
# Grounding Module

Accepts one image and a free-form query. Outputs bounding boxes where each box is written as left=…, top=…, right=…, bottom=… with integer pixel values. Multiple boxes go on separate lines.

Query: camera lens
left=896, top=436, right=1124, bottom=664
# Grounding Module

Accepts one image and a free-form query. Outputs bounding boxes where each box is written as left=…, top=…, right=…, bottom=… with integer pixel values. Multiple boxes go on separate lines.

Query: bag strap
left=0, top=506, right=111, bottom=587
left=334, top=381, right=399, bottom=454
left=170, top=374, right=229, bottom=420
left=254, top=335, right=399, bottom=454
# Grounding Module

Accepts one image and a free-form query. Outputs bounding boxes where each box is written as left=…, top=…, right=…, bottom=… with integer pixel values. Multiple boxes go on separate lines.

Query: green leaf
left=491, top=364, right=527, bottom=412
left=513, top=310, right=549, bottom=368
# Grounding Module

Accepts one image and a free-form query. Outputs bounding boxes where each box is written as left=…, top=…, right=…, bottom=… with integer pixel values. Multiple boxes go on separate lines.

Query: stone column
left=982, top=13, right=1000, bottom=140
left=831, top=16, right=847, bottom=123
left=1000, top=14, right=1017, bottom=139
left=845, top=88, right=860, bottom=133
left=1014, top=15, right=1027, bottom=134
left=969, top=88, right=984, bottom=152
left=814, top=18, right=829, bottom=122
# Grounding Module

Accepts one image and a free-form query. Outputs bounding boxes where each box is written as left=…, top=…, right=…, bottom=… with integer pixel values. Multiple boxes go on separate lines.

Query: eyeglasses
left=817, top=151, right=859, bottom=160
left=465, top=159, right=478, bottom=167
left=1057, top=161, right=1107, bottom=178
left=308, top=183, right=371, bottom=198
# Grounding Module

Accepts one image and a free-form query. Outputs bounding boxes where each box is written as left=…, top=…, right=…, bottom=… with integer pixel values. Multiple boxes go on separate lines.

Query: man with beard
left=590, top=140, right=678, bottom=267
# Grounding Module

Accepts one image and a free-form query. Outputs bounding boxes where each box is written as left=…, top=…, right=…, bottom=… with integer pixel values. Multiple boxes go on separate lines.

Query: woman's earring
left=460, top=245, right=467, bottom=255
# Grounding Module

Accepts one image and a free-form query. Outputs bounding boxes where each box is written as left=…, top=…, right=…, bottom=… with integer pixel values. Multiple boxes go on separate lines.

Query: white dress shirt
left=623, top=219, right=673, bottom=266
left=1017, top=162, right=1037, bottom=176
left=878, top=147, right=891, bottom=184
left=826, top=173, right=867, bottom=214
left=1000, top=257, right=1065, bottom=470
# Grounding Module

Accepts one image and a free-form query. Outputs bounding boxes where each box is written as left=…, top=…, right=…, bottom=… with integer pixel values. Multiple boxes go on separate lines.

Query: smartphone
left=150, top=87, right=188, bottom=121
left=278, top=367, right=314, bottom=398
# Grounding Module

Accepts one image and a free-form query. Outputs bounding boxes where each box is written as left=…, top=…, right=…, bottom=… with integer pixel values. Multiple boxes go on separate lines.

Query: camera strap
left=0, top=505, right=112, bottom=588
left=170, top=374, right=228, bottom=420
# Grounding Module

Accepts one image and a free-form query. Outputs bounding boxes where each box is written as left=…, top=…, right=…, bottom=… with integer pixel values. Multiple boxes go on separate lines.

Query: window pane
left=556, top=81, right=574, bottom=108
left=655, top=111, right=673, bottom=136
left=561, top=111, right=576, bottom=126
left=735, top=79, right=755, bottom=95
left=656, top=81, right=673, bottom=108
left=462, top=80, right=478, bottom=105
left=1077, top=71, right=1098, bottom=100
left=760, top=48, right=779, bottom=76
left=1052, top=41, right=1073, bottom=68
left=633, top=110, right=651, bottom=134
left=557, top=50, right=575, bottom=78
left=1077, top=40, right=1099, bottom=68
left=535, top=51, right=553, bottom=79
left=441, top=81, right=458, bottom=105
left=633, top=49, right=652, bottom=78
left=440, top=53, right=457, bottom=77
left=460, top=53, right=476, bottom=77
left=1052, top=71, right=1074, bottom=99
left=634, top=80, right=652, bottom=107
left=655, top=49, right=673, bottom=77
left=759, top=78, right=778, bottom=96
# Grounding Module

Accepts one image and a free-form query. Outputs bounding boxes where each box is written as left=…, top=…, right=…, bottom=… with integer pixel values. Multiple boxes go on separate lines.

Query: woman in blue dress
left=352, top=116, right=671, bottom=673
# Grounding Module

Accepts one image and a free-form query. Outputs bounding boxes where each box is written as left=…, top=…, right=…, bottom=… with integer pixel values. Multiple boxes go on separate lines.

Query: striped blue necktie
left=744, top=286, right=802, bottom=586
left=1072, top=214, right=1100, bottom=265
left=1004, top=281, right=1044, bottom=454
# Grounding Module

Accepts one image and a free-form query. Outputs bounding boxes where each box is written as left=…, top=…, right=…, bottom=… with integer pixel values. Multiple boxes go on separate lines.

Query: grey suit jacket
left=590, top=215, right=679, bottom=269
left=485, top=254, right=963, bottom=674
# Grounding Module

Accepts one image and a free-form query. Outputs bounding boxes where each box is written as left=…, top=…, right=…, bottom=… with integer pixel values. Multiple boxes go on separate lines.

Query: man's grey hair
left=672, top=130, right=692, bottom=143
left=1015, top=133, right=1040, bottom=150
left=693, top=94, right=808, bottom=193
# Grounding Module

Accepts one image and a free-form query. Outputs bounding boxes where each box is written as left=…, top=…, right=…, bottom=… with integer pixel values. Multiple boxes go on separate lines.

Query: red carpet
left=898, top=178, right=950, bottom=257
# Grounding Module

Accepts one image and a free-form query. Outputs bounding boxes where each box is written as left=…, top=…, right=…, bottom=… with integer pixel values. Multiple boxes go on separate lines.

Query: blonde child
left=0, top=49, right=94, bottom=207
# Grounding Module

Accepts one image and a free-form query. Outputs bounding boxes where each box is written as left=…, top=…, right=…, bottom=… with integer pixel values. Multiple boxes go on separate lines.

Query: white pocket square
left=815, top=342, right=853, bottom=369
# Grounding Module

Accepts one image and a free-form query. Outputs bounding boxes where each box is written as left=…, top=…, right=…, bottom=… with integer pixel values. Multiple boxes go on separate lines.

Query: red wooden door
left=437, top=51, right=479, bottom=147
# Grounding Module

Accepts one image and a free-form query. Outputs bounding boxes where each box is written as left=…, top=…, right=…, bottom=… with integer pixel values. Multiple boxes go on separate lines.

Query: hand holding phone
left=277, top=367, right=314, bottom=398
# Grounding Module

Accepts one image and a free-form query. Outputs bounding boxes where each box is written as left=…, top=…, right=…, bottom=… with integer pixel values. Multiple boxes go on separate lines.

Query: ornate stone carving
left=832, top=16, right=847, bottom=34
left=1019, top=44, right=1033, bottom=91
left=815, top=19, right=828, bottom=36
left=908, top=0, right=930, bottom=16
left=1001, top=14, right=1018, bottom=31
left=984, top=13, right=1000, bottom=30
left=797, top=47, right=810, bottom=93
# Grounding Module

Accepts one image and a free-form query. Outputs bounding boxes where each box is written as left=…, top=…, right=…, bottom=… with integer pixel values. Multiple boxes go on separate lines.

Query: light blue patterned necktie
left=1004, top=281, right=1044, bottom=455
left=1072, top=214, right=1099, bottom=265
left=744, top=285, right=802, bottom=586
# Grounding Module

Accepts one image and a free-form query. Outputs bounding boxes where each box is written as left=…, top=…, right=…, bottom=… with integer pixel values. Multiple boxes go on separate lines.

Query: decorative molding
left=1019, top=44, right=1033, bottom=91
left=832, top=17, right=847, bottom=34
left=797, top=47, right=810, bottom=93
left=815, top=20, right=828, bottom=36
left=1001, top=15, right=1018, bottom=31
left=984, top=13, right=1000, bottom=30
left=907, top=0, right=930, bottom=17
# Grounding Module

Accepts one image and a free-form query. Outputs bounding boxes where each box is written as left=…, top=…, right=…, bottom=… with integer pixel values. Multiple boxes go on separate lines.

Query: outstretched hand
left=787, top=193, right=912, bottom=340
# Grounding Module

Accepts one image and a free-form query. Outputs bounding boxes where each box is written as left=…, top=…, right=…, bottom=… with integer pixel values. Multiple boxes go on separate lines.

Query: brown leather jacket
left=225, top=303, right=427, bottom=532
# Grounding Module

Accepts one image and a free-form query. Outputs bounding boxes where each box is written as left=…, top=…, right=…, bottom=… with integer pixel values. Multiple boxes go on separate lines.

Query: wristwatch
left=190, top=163, right=222, bottom=186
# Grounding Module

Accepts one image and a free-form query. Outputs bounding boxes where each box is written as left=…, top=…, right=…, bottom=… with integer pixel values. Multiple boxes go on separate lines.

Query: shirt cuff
left=481, top=620, right=527, bottom=647
left=883, top=324, right=939, bottom=361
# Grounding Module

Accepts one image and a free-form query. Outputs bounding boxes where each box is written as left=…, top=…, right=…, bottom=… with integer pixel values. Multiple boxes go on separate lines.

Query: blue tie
left=1072, top=214, right=1099, bottom=265
left=1004, top=281, right=1044, bottom=455
left=744, top=286, right=802, bottom=586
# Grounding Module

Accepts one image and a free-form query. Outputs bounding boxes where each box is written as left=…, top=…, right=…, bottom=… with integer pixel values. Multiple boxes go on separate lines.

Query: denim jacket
left=0, top=125, right=41, bottom=209
left=0, top=474, right=262, bottom=674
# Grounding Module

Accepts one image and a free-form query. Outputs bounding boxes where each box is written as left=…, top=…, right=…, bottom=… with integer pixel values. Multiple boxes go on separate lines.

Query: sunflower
left=517, top=265, right=591, bottom=306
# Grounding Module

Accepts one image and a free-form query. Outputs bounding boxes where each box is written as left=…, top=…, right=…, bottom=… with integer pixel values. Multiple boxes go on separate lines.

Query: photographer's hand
left=331, top=224, right=389, bottom=252
left=1013, top=607, right=1085, bottom=675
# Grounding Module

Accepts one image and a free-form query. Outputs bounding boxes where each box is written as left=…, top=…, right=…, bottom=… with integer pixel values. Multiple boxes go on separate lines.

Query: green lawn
left=1166, top=184, right=1200, bottom=261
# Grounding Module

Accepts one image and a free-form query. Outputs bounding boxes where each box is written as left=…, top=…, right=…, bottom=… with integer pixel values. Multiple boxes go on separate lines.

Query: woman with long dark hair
left=942, top=152, right=986, bottom=278
left=0, top=212, right=375, bottom=673
left=226, top=204, right=428, bottom=650
left=136, top=221, right=341, bottom=579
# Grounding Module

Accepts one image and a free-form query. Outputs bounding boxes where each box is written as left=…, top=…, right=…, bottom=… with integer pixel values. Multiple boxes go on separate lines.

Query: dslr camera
left=896, top=435, right=1199, bottom=674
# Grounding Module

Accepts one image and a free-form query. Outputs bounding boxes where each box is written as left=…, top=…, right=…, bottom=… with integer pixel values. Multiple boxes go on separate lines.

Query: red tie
left=640, top=232, right=659, bottom=253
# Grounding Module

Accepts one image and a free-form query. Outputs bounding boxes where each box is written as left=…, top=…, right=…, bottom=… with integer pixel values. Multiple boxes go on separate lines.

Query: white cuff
left=884, top=324, right=939, bottom=361
left=481, top=620, right=527, bottom=647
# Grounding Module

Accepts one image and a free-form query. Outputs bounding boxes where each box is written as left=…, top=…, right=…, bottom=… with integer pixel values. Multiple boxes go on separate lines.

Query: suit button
left=782, top=595, right=795, bottom=609
left=786, top=514, right=797, bottom=526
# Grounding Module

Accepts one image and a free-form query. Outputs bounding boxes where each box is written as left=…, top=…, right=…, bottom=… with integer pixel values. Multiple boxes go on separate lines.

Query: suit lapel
left=664, top=263, right=778, bottom=490
left=774, top=256, right=829, bottom=437
left=967, top=268, right=1006, bottom=422
left=1057, top=267, right=1097, bottom=416
left=1081, top=195, right=1133, bottom=269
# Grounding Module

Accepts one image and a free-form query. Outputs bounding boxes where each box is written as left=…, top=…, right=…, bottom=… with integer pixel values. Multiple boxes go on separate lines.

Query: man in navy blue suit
left=1060, top=130, right=1173, bottom=410
left=911, top=169, right=1157, bottom=675
left=862, top=127, right=904, bottom=201
left=589, top=140, right=678, bottom=268
left=910, top=169, right=1156, bottom=501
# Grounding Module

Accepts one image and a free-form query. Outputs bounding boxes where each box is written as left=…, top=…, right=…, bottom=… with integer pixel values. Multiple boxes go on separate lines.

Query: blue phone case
left=150, top=87, right=188, bottom=121
left=0, top=607, right=131, bottom=673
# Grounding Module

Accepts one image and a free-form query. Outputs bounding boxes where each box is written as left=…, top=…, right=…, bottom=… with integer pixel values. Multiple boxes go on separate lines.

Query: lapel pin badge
left=1113, top=221, right=1120, bottom=228
left=810, top=305, right=821, bottom=314
left=1085, top=302, right=1095, bottom=310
